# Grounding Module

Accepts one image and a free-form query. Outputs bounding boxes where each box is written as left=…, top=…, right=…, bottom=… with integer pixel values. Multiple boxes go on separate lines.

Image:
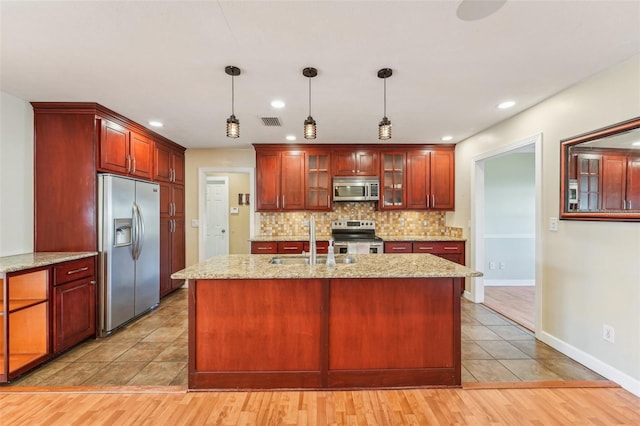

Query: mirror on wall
left=560, top=116, right=640, bottom=221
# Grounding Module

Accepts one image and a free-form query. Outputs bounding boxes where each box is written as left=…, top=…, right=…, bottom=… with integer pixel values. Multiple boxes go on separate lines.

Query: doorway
left=470, top=134, right=542, bottom=335
left=198, top=168, right=255, bottom=261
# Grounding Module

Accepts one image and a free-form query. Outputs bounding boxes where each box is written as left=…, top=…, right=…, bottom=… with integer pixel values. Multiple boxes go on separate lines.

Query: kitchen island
left=172, top=253, right=481, bottom=390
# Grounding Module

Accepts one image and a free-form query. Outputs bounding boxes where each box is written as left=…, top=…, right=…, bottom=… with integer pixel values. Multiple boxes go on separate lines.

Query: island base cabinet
left=188, top=277, right=461, bottom=390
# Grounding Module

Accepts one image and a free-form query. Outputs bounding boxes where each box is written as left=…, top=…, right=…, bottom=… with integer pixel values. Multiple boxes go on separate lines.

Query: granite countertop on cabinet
left=379, top=235, right=467, bottom=242
left=251, top=235, right=333, bottom=242
left=172, top=253, right=482, bottom=280
left=0, top=252, right=98, bottom=274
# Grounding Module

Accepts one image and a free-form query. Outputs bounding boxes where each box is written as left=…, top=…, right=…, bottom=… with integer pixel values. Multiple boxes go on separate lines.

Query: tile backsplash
left=258, top=202, right=463, bottom=238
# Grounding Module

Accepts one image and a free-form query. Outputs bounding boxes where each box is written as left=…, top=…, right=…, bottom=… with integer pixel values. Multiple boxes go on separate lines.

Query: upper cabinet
left=98, top=120, right=153, bottom=180
left=154, top=141, right=185, bottom=185
left=406, top=148, right=455, bottom=210
left=254, top=144, right=455, bottom=212
left=255, top=148, right=305, bottom=211
left=333, top=150, right=379, bottom=176
left=379, top=152, right=406, bottom=210
left=306, top=150, right=332, bottom=211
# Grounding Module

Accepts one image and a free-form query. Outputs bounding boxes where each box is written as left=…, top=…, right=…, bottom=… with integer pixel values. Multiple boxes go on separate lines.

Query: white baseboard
left=539, top=331, right=640, bottom=397
left=483, top=279, right=535, bottom=287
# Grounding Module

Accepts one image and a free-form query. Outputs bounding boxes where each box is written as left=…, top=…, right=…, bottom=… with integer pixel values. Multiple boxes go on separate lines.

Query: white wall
left=452, top=54, right=640, bottom=395
left=0, top=92, right=33, bottom=256
left=484, top=152, right=535, bottom=283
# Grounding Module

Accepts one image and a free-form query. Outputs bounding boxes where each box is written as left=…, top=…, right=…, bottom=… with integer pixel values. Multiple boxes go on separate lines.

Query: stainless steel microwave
left=333, top=177, right=380, bottom=201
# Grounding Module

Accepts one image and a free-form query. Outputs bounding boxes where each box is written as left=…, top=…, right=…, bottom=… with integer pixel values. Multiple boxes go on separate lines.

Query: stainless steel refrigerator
left=98, top=174, right=160, bottom=336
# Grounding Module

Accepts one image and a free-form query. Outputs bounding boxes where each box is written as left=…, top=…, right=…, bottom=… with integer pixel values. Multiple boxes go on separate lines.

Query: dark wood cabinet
left=407, top=148, right=455, bottom=210
left=160, top=217, right=185, bottom=297
left=251, top=241, right=329, bottom=255
left=306, top=151, right=332, bottom=211
left=154, top=141, right=185, bottom=185
left=255, top=149, right=305, bottom=211
left=380, top=152, right=406, bottom=209
left=602, top=153, right=640, bottom=210
left=383, top=241, right=412, bottom=253
left=98, top=121, right=153, bottom=179
left=333, top=150, right=379, bottom=176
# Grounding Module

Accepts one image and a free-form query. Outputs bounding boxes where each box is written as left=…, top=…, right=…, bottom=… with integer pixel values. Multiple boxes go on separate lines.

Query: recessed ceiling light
left=498, top=100, right=516, bottom=109
left=149, top=121, right=163, bottom=127
left=286, top=135, right=296, bottom=141
left=441, top=135, right=453, bottom=141
left=632, top=141, right=640, bottom=146
left=271, top=100, right=285, bottom=109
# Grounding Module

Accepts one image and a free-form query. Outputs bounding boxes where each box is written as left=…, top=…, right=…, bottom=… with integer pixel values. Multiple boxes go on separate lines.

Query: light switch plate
left=549, top=217, right=558, bottom=232
left=191, top=219, right=199, bottom=228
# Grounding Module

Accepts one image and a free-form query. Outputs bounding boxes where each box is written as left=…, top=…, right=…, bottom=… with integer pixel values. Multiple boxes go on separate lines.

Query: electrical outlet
left=603, top=324, right=615, bottom=343
left=489, top=261, right=496, bottom=270
left=423, top=220, right=428, bottom=226
left=303, top=220, right=309, bottom=226
left=191, top=219, right=199, bottom=228
left=499, top=262, right=506, bottom=270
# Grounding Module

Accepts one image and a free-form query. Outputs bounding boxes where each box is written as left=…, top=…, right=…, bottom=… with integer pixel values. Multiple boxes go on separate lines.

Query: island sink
left=269, top=255, right=356, bottom=265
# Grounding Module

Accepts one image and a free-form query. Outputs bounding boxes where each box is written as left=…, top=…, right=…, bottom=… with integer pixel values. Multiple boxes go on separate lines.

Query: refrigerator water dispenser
left=114, top=218, right=132, bottom=247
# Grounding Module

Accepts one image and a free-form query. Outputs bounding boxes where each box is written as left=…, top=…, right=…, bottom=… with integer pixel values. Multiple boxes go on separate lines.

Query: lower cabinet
left=52, top=256, right=97, bottom=354
left=160, top=217, right=185, bottom=298
left=384, top=240, right=466, bottom=291
left=1, top=255, right=97, bottom=383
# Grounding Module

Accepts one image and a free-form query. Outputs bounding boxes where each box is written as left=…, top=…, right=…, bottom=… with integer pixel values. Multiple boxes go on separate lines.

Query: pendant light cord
left=308, top=77, right=312, bottom=116
left=383, top=76, right=387, bottom=118
left=231, top=75, right=235, bottom=116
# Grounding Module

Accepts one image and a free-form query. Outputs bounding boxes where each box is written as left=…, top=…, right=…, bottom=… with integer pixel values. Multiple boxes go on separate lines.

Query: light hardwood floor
left=484, top=286, right=535, bottom=331
left=2, top=386, right=639, bottom=425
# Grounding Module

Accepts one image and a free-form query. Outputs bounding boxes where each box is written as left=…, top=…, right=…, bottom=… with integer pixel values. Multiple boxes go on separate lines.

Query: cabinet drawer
left=384, top=242, right=412, bottom=253
left=54, top=257, right=95, bottom=286
left=278, top=242, right=304, bottom=254
left=251, top=242, right=278, bottom=254
left=413, top=241, right=464, bottom=254
left=303, top=241, right=329, bottom=254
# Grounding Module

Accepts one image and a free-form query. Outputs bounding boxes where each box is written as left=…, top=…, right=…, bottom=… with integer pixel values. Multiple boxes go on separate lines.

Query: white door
left=204, top=177, right=229, bottom=258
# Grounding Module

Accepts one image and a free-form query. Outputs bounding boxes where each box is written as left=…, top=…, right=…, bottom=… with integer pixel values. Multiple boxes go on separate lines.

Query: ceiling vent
left=261, top=116, right=282, bottom=127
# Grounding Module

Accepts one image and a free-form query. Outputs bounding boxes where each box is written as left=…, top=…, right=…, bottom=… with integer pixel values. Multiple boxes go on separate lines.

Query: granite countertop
left=172, top=253, right=482, bottom=280
left=251, top=235, right=465, bottom=242
left=0, top=252, right=98, bottom=274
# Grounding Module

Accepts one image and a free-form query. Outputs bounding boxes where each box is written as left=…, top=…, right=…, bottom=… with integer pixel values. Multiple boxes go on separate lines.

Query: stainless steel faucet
left=309, top=215, right=317, bottom=265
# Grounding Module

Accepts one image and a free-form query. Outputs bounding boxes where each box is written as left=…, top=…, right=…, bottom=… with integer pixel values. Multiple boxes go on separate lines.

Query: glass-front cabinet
left=306, top=151, right=332, bottom=211
left=380, top=152, right=406, bottom=210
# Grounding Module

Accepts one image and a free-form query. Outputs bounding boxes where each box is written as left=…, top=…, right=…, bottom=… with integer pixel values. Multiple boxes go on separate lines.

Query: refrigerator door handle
left=136, top=202, right=145, bottom=259
left=132, top=203, right=139, bottom=260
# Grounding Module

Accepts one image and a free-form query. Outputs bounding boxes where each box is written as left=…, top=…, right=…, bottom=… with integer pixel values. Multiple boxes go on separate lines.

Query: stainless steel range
left=331, top=220, right=384, bottom=254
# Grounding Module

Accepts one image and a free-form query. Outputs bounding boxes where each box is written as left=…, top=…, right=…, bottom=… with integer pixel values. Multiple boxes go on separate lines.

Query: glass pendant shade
left=378, top=116, right=392, bottom=140
left=226, top=114, right=240, bottom=138
left=304, top=116, right=317, bottom=139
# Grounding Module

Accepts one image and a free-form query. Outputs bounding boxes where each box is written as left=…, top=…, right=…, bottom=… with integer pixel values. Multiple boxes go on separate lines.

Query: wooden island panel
left=189, top=276, right=461, bottom=390
left=191, top=279, right=324, bottom=389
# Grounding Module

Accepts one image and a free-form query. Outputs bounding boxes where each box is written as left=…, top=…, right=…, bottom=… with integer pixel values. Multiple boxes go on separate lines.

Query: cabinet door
left=355, top=151, right=379, bottom=176
left=172, top=185, right=185, bottom=217
left=129, top=132, right=154, bottom=179
left=99, top=119, right=130, bottom=174
left=577, top=154, right=602, bottom=211
left=159, top=217, right=172, bottom=297
left=278, top=241, right=304, bottom=254
left=154, top=142, right=173, bottom=182
left=159, top=182, right=172, bottom=217
left=406, top=151, right=430, bottom=209
left=171, top=218, right=186, bottom=291
left=431, top=150, right=455, bottom=210
left=307, top=151, right=332, bottom=211
left=172, top=150, right=185, bottom=185
left=54, top=277, right=96, bottom=353
left=280, top=151, right=306, bottom=211
left=256, top=151, right=281, bottom=211
left=627, top=156, right=640, bottom=210
left=602, top=155, right=626, bottom=210
left=380, top=152, right=405, bottom=209
left=333, top=151, right=357, bottom=176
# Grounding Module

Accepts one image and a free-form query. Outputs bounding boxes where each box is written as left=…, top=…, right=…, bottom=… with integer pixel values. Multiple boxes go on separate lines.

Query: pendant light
left=378, top=68, right=392, bottom=140
left=303, top=67, right=318, bottom=140
left=225, top=65, right=241, bottom=138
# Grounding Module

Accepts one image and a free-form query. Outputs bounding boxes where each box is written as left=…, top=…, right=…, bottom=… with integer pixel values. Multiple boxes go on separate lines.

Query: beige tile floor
left=6, top=288, right=604, bottom=387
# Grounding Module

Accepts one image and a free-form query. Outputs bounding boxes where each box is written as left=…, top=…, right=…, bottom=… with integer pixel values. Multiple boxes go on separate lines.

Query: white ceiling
left=1, top=1, right=639, bottom=150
